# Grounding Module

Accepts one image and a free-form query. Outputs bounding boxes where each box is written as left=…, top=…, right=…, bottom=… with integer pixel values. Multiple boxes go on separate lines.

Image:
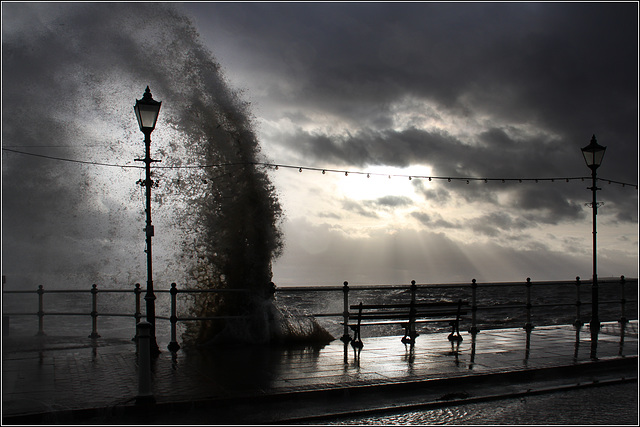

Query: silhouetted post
left=89, top=284, right=100, bottom=339
left=134, top=86, right=162, bottom=357
left=37, top=285, right=45, bottom=336
left=402, top=280, right=417, bottom=344
left=618, top=276, right=627, bottom=356
left=619, top=275, right=627, bottom=326
left=168, top=283, right=180, bottom=352
left=136, top=321, right=155, bottom=406
left=340, top=281, right=351, bottom=344
left=581, top=135, right=606, bottom=359
left=574, top=277, right=583, bottom=329
left=469, top=279, right=479, bottom=335
left=524, top=278, right=533, bottom=332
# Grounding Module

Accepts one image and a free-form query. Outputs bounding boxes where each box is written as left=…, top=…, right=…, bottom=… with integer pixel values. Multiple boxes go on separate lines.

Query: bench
left=343, top=282, right=468, bottom=349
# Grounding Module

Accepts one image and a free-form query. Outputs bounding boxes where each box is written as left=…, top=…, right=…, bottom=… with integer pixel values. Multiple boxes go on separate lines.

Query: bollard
left=167, top=283, right=180, bottom=352
left=89, top=284, right=100, bottom=339
left=524, top=278, right=533, bottom=332
left=340, top=281, right=351, bottom=344
left=136, top=321, right=155, bottom=406
left=37, top=285, right=45, bottom=336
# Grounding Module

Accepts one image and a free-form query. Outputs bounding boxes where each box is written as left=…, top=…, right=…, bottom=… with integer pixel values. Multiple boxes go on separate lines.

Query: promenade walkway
left=2, top=321, right=637, bottom=424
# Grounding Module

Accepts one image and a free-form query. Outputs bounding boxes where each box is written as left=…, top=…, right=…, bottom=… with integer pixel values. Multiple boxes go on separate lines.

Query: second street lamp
left=134, top=86, right=162, bottom=356
left=581, top=134, right=606, bottom=360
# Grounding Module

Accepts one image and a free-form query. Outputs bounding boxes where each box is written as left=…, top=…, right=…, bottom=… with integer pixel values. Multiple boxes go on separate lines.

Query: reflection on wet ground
left=2, top=321, right=637, bottom=423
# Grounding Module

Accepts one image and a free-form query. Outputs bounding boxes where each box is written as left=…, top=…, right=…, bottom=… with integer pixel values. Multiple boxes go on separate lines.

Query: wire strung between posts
left=253, top=162, right=638, bottom=189
left=3, top=147, right=637, bottom=189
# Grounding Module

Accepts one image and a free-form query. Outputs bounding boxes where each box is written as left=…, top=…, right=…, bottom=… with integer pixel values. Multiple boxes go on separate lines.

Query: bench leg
left=448, top=320, right=463, bottom=342
left=401, top=323, right=416, bottom=345
left=351, top=325, right=363, bottom=349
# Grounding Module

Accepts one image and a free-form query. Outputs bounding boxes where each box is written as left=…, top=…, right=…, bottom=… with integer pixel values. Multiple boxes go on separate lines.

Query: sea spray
left=2, top=3, right=333, bottom=345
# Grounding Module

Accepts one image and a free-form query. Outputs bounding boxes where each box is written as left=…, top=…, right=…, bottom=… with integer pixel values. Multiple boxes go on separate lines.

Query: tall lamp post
left=134, top=86, right=162, bottom=356
left=581, top=134, right=606, bottom=359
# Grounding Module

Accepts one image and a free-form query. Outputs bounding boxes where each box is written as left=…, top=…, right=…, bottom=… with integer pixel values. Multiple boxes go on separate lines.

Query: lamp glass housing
left=134, top=87, right=161, bottom=133
left=581, top=135, right=606, bottom=169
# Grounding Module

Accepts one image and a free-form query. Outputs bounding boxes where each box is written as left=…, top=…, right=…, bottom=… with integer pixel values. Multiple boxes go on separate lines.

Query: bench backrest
left=350, top=299, right=468, bottom=320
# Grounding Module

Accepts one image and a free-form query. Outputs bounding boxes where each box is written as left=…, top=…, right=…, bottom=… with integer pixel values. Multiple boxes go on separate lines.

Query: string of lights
left=3, top=147, right=638, bottom=189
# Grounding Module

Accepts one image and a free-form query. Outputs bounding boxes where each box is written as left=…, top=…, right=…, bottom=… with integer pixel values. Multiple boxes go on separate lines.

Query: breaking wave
left=2, top=3, right=332, bottom=346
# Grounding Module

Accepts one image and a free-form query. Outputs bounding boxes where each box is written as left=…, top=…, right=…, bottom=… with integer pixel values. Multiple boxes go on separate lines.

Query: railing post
left=133, top=283, right=141, bottom=341
left=469, top=279, right=480, bottom=335
left=36, top=285, right=45, bottom=336
left=402, top=280, right=418, bottom=344
left=619, top=275, right=628, bottom=326
left=168, top=283, right=180, bottom=352
left=408, top=280, right=418, bottom=343
left=135, top=321, right=155, bottom=406
left=574, top=276, right=583, bottom=329
left=524, top=277, right=533, bottom=332
left=340, top=281, right=351, bottom=344
left=89, top=284, right=100, bottom=339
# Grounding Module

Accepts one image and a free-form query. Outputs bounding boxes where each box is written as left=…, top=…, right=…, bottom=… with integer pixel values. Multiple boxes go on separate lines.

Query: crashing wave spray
left=2, top=3, right=333, bottom=345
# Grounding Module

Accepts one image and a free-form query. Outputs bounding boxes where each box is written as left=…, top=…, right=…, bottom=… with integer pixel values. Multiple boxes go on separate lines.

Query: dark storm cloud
left=341, top=195, right=412, bottom=218
left=468, top=212, right=532, bottom=238
left=365, top=195, right=412, bottom=208
left=184, top=2, right=637, bottom=227
left=188, top=3, right=636, bottom=142
left=411, top=212, right=458, bottom=229
left=341, top=199, right=378, bottom=218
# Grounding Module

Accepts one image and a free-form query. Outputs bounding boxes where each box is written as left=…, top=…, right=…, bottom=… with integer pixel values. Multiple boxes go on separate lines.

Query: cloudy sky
left=178, top=2, right=639, bottom=286
left=2, top=2, right=638, bottom=289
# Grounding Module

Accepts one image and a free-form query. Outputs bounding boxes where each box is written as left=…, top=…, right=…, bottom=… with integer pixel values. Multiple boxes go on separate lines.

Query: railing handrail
left=275, top=278, right=635, bottom=291
left=2, top=287, right=251, bottom=294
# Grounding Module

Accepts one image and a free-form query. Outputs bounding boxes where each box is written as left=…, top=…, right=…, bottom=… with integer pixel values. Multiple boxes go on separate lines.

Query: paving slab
left=2, top=321, right=637, bottom=424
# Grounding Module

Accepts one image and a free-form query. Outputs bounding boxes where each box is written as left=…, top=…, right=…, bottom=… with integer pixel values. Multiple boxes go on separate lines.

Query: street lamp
left=134, top=86, right=162, bottom=356
left=581, top=134, right=606, bottom=359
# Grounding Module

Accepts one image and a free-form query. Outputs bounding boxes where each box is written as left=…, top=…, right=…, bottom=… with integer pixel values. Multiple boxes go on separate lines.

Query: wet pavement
left=2, top=321, right=637, bottom=424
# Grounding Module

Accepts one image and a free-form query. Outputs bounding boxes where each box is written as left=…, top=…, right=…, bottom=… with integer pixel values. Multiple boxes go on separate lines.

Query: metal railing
left=2, top=284, right=143, bottom=338
left=155, top=283, right=250, bottom=351
left=2, top=276, right=637, bottom=350
left=277, top=276, right=637, bottom=342
left=2, top=283, right=249, bottom=349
